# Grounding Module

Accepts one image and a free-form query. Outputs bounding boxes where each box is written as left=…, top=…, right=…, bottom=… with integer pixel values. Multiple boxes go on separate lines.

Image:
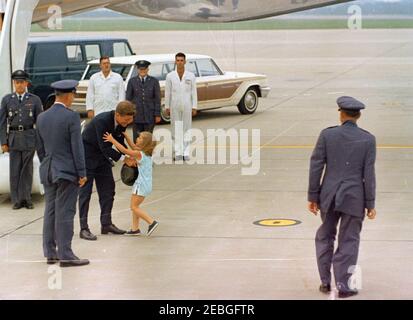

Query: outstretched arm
left=122, top=131, right=138, bottom=150
left=103, top=132, right=141, bottom=160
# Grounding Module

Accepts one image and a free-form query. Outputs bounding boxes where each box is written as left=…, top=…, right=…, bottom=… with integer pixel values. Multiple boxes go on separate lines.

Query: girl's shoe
left=125, top=229, right=141, bottom=236
left=147, top=221, right=159, bottom=236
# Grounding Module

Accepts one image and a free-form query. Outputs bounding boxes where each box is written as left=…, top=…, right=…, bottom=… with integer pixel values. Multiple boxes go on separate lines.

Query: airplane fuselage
left=32, top=0, right=353, bottom=24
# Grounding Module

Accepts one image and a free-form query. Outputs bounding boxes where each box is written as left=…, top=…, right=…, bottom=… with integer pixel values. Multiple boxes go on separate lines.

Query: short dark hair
left=342, top=109, right=361, bottom=118
left=100, top=56, right=110, bottom=63
left=116, top=101, right=135, bottom=116
left=175, top=52, right=186, bottom=60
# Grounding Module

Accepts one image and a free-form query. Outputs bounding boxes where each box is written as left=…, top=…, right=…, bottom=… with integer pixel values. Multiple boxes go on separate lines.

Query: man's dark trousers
left=78, top=163, right=114, bottom=230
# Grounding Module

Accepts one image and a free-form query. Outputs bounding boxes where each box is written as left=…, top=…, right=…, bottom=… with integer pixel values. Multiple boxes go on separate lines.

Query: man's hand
left=124, top=157, right=137, bottom=167
left=1, top=144, right=9, bottom=153
left=155, top=116, right=161, bottom=124
left=79, top=177, right=88, bottom=187
left=192, top=109, right=197, bottom=117
left=87, top=110, right=95, bottom=119
left=366, top=208, right=376, bottom=220
left=308, top=202, right=320, bottom=216
left=165, top=108, right=170, bottom=116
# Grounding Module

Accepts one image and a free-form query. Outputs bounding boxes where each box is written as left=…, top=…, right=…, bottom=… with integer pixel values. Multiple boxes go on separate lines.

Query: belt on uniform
left=9, top=125, right=34, bottom=132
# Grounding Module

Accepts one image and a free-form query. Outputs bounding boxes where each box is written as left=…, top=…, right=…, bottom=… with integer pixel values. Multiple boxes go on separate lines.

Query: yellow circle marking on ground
left=254, top=219, right=301, bottom=227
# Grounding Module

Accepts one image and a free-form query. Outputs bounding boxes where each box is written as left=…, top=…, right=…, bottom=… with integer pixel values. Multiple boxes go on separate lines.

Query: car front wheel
left=237, top=88, right=259, bottom=114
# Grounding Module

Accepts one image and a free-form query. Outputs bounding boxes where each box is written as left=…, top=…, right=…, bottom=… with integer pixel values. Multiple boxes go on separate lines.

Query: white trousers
left=171, top=107, right=192, bottom=157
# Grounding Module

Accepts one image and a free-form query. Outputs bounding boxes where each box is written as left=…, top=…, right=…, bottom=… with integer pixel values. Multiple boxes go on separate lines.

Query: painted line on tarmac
left=204, top=145, right=413, bottom=149
left=192, top=258, right=314, bottom=262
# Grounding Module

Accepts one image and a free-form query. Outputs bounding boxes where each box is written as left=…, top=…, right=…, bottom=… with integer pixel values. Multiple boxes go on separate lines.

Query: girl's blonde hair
left=138, top=131, right=157, bottom=156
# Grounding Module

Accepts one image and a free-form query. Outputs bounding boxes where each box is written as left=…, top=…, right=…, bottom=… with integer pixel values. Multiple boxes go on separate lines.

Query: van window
left=196, top=59, right=221, bottom=76
left=85, top=44, right=101, bottom=61
left=66, top=45, right=83, bottom=62
left=29, top=43, right=67, bottom=70
left=113, top=42, right=132, bottom=57
left=84, top=64, right=132, bottom=81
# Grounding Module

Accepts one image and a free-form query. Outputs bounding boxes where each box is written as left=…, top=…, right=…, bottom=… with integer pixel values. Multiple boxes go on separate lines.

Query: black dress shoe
left=60, top=258, right=90, bottom=267
left=319, top=284, right=331, bottom=294
left=147, top=221, right=159, bottom=236
left=13, top=202, right=23, bottom=210
left=338, top=290, right=358, bottom=298
left=101, top=224, right=126, bottom=235
left=24, top=201, right=34, bottom=209
left=47, top=258, right=59, bottom=265
left=80, top=229, right=97, bottom=241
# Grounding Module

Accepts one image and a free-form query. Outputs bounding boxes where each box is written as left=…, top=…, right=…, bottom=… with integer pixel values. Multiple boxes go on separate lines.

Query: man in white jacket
left=165, top=52, right=198, bottom=162
left=86, top=56, right=125, bottom=118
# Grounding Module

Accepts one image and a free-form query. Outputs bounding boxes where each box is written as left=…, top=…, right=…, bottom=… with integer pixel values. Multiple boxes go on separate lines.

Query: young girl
left=103, top=131, right=159, bottom=236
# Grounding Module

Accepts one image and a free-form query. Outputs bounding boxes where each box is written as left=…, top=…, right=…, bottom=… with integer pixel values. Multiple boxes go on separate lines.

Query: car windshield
left=83, top=64, right=132, bottom=80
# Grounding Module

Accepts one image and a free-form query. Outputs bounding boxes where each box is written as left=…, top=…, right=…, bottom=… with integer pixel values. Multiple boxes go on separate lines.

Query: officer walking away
left=307, top=96, right=377, bottom=298
left=0, top=70, right=43, bottom=210
left=126, top=60, right=161, bottom=141
left=36, top=80, right=89, bottom=267
left=86, top=56, right=125, bottom=119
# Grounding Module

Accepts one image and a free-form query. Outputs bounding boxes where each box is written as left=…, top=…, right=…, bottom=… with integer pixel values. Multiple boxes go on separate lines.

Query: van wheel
left=160, top=105, right=171, bottom=124
left=45, top=96, right=55, bottom=110
left=237, top=88, right=259, bottom=114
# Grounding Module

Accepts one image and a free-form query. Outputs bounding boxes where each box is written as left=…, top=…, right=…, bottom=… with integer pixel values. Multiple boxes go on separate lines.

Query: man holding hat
left=36, top=79, right=89, bottom=267
left=308, top=96, right=377, bottom=298
left=0, top=70, right=43, bottom=210
left=126, top=59, right=161, bottom=141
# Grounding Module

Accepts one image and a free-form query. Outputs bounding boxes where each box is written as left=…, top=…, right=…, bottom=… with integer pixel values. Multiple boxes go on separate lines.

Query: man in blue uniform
left=308, top=96, right=377, bottom=298
left=36, top=80, right=89, bottom=267
left=0, top=70, right=43, bottom=209
left=126, top=60, right=161, bottom=141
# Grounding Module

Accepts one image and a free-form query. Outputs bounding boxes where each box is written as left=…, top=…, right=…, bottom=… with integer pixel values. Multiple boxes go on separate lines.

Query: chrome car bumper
left=260, top=86, right=271, bottom=98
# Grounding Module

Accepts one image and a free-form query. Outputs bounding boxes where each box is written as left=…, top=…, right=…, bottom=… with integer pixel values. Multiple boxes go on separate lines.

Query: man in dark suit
left=36, top=80, right=89, bottom=267
left=308, top=96, right=377, bottom=298
left=126, top=60, right=161, bottom=141
left=78, top=101, right=136, bottom=241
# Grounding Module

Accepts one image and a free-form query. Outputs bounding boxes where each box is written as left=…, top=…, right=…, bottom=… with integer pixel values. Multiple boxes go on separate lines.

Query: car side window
left=66, top=45, right=83, bottom=63
left=85, top=44, right=101, bottom=61
left=84, top=64, right=131, bottom=81
left=148, top=63, right=163, bottom=81
left=186, top=60, right=199, bottom=77
left=164, top=61, right=199, bottom=77
left=196, top=59, right=221, bottom=77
